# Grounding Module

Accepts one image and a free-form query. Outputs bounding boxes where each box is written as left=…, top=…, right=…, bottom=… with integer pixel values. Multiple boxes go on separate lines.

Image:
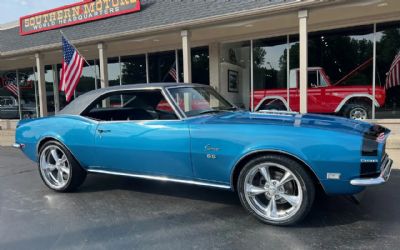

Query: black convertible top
left=58, top=82, right=204, bottom=116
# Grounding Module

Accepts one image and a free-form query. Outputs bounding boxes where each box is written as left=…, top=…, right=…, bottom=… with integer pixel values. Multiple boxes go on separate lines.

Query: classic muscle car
left=14, top=83, right=393, bottom=225
left=254, top=65, right=386, bottom=120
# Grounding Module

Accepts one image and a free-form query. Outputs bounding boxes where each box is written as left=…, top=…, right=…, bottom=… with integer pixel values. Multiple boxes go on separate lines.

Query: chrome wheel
left=39, top=145, right=71, bottom=190
left=243, top=163, right=303, bottom=222
left=349, top=107, right=368, bottom=120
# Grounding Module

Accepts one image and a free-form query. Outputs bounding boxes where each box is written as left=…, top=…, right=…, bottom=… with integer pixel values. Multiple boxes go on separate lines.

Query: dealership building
left=0, top=0, right=400, bottom=123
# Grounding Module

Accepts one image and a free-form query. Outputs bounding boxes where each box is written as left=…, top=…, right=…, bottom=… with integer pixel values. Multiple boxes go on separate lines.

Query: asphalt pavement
left=0, top=147, right=399, bottom=250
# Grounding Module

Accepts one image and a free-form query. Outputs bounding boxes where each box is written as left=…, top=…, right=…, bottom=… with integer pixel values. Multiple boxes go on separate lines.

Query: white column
left=52, top=65, right=60, bottom=113
left=181, top=30, right=192, bottom=83
left=209, top=43, right=220, bottom=90
left=98, top=43, right=109, bottom=89
left=298, top=10, right=308, bottom=114
left=35, top=53, right=48, bottom=117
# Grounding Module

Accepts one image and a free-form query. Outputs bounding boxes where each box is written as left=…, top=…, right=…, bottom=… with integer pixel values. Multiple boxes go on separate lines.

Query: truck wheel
left=344, top=103, right=371, bottom=120
left=38, top=140, right=87, bottom=192
left=237, top=155, right=315, bottom=226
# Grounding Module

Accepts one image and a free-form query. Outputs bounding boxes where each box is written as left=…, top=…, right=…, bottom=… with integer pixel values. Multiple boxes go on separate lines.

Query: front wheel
left=38, top=141, right=87, bottom=192
left=344, top=103, right=371, bottom=120
left=237, top=155, right=315, bottom=226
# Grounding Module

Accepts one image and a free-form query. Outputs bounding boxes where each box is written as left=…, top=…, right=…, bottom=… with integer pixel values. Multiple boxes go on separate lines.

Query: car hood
left=197, top=111, right=389, bottom=138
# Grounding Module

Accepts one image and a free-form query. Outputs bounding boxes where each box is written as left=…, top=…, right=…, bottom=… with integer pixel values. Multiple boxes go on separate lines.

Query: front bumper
left=350, top=154, right=393, bottom=186
left=12, top=143, right=24, bottom=149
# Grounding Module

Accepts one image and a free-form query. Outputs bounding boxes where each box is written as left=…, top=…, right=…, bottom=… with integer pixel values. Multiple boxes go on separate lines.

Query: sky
left=0, top=0, right=78, bottom=24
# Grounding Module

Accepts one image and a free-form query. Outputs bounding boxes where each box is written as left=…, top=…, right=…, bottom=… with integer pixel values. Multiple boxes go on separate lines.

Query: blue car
left=14, top=83, right=393, bottom=225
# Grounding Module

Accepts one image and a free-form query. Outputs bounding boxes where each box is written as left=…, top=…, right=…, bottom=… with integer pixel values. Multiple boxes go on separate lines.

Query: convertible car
left=14, top=83, right=393, bottom=225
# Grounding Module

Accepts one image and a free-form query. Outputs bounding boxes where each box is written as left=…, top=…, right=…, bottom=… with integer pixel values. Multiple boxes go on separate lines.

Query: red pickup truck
left=254, top=65, right=386, bottom=120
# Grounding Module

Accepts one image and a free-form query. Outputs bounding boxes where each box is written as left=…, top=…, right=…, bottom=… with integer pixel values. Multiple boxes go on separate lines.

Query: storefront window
left=121, top=54, right=147, bottom=84
left=253, top=36, right=290, bottom=111
left=376, top=21, right=400, bottom=119
left=0, top=70, right=20, bottom=119
left=75, top=60, right=98, bottom=97
left=108, top=57, right=121, bottom=87
left=149, top=51, right=176, bottom=83
left=220, top=41, right=251, bottom=109
left=19, top=68, right=39, bottom=119
left=306, top=26, right=374, bottom=119
left=178, top=47, right=210, bottom=84
left=44, top=66, right=56, bottom=114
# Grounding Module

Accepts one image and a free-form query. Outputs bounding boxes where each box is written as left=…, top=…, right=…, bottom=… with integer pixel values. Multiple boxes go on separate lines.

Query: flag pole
left=59, top=30, right=98, bottom=80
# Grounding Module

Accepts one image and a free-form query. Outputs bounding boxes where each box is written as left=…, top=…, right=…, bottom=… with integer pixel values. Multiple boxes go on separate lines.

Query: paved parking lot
left=0, top=147, right=399, bottom=250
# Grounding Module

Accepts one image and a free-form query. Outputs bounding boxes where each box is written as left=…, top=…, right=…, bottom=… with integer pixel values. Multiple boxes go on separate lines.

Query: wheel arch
left=230, top=150, right=324, bottom=193
left=36, top=136, right=83, bottom=167
left=335, top=94, right=379, bottom=113
left=255, top=96, right=290, bottom=111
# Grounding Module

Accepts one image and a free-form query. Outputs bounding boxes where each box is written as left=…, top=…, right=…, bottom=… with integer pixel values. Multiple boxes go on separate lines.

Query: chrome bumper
left=350, top=155, right=393, bottom=186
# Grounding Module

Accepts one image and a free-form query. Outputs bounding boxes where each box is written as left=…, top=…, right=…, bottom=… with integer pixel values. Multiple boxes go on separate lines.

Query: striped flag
left=169, top=68, right=177, bottom=81
left=4, top=83, right=18, bottom=96
left=59, top=36, right=84, bottom=102
left=385, top=51, right=400, bottom=90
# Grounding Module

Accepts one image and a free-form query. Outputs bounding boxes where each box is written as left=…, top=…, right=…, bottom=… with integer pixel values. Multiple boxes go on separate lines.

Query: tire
left=38, top=140, right=87, bottom=192
left=237, top=154, right=315, bottom=226
left=344, top=103, right=371, bottom=120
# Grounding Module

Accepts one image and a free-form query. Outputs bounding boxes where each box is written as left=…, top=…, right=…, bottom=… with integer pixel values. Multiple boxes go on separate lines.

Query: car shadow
left=77, top=170, right=400, bottom=228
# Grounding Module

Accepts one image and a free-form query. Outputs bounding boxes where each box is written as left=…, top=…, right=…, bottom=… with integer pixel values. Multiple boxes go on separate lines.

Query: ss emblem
left=207, top=154, right=217, bottom=159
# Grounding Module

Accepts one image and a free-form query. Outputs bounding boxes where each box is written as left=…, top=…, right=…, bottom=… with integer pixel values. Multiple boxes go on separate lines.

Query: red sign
left=20, top=0, right=141, bottom=36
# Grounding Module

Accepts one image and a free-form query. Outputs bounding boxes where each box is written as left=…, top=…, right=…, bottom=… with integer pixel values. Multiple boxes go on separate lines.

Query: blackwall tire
left=345, top=104, right=371, bottom=120
left=237, top=155, right=315, bottom=226
left=38, top=140, right=87, bottom=192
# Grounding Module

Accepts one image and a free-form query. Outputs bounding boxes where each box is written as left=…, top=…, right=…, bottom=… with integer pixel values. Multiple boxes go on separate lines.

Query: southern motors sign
left=20, top=0, right=141, bottom=35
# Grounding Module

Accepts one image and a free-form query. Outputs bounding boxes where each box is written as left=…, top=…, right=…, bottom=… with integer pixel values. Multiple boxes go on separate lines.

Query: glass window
left=83, top=90, right=178, bottom=121
left=191, top=47, right=210, bottom=85
left=44, top=65, right=56, bottom=114
left=75, top=60, right=98, bottom=97
left=121, top=54, right=147, bottom=84
left=168, top=86, right=235, bottom=117
left=19, top=68, right=39, bottom=119
left=308, top=70, right=318, bottom=88
left=307, top=25, right=374, bottom=119
left=376, top=21, right=400, bottom=119
left=220, top=41, right=251, bottom=109
left=108, top=57, right=121, bottom=87
left=0, top=70, right=20, bottom=119
left=149, top=51, right=176, bottom=83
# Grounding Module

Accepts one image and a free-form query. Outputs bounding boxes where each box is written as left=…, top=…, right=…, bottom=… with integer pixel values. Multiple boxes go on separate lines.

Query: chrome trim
left=87, top=169, right=232, bottom=190
left=350, top=156, right=393, bottom=186
left=12, top=143, right=24, bottom=149
left=256, top=110, right=298, bottom=116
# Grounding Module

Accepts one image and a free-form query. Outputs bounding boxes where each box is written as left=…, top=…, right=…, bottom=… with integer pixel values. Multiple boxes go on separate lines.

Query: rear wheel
left=38, top=141, right=86, bottom=192
left=237, top=155, right=315, bottom=226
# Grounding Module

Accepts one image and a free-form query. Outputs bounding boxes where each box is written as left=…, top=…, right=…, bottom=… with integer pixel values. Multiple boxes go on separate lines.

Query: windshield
left=167, top=86, right=236, bottom=117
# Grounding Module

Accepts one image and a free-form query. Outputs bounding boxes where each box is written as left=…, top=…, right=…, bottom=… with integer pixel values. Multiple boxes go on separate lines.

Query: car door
left=88, top=90, right=193, bottom=179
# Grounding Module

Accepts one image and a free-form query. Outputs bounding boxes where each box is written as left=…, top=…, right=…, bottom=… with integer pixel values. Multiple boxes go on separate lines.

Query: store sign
left=20, top=0, right=141, bottom=36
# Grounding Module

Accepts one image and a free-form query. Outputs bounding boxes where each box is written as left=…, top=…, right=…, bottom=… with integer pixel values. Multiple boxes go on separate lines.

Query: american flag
left=59, top=36, right=84, bottom=102
left=385, top=51, right=400, bottom=89
left=4, top=83, right=18, bottom=96
left=168, top=62, right=178, bottom=82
